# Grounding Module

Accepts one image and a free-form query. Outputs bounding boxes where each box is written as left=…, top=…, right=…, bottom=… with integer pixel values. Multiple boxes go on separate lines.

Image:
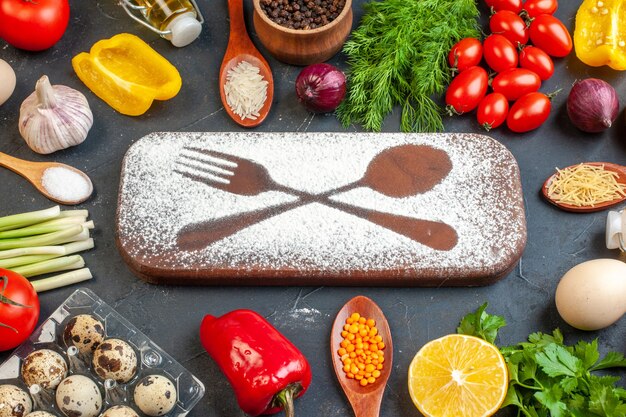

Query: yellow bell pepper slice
left=574, top=0, right=626, bottom=70
left=72, top=33, right=182, bottom=116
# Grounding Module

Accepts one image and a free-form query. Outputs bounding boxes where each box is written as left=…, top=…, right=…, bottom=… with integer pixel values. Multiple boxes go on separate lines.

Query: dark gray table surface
left=1, top=1, right=625, bottom=416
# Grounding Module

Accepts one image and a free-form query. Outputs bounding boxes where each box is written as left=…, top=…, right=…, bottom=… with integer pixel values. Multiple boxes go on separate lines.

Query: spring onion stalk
left=31, top=216, right=88, bottom=228
left=0, top=225, right=87, bottom=251
left=0, top=206, right=61, bottom=232
left=32, top=268, right=92, bottom=292
left=0, top=223, right=87, bottom=239
left=0, top=239, right=95, bottom=269
left=13, top=255, right=84, bottom=278
left=57, top=210, right=89, bottom=218
left=0, top=246, right=66, bottom=260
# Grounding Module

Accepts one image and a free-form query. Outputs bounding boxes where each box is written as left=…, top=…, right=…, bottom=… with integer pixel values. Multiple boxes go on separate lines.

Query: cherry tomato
left=507, top=92, right=551, bottom=133
left=523, top=0, right=558, bottom=18
left=529, top=14, right=572, bottom=58
left=445, top=66, right=489, bottom=114
left=477, top=93, right=509, bottom=130
left=0, top=270, right=40, bottom=351
left=448, top=38, right=483, bottom=74
left=492, top=68, right=541, bottom=101
left=0, top=0, right=70, bottom=51
left=483, top=34, right=519, bottom=73
left=490, top=10, right=529, bottom=46
left=485, top=0, right=522, bottom=13
left=519, top=46, right=554, bottom=80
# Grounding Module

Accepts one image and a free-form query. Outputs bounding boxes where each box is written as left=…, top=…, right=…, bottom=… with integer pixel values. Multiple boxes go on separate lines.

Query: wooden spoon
left=219, top=0, right=274, bottom=128
left=0, top=151, right=93, bottom=205
left=330, top=296, right=392, bottom=417
left=542, top=162, right=626, bottom=213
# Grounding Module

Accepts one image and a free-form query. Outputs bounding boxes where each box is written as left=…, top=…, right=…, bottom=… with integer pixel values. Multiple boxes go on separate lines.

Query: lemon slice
left=408, top=334, right=508, bottom=417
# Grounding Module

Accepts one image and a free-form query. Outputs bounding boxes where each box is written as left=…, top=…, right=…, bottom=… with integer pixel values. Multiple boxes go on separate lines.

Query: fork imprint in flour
left=174, top=145, right=458, bottom=252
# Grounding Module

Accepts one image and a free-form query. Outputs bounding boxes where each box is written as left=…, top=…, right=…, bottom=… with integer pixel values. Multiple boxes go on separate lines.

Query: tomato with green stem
left=0, top=270, right=39, bottom=351
left=507, top=92, right=552, bottom=133
left=0, top=0, right=70, bottom=51
left=492, top=68, right=541, bottom=101
left=519, top=46, right=554, bottom=80
left=477, top=93, right=509, bottom=131
left=448, top=38, right=483, bottom=74
left=489, top=10, right=529, bottom=46
left=445, top=66, right=489, bottom=114
left=523, top=0, right=558, bottom=18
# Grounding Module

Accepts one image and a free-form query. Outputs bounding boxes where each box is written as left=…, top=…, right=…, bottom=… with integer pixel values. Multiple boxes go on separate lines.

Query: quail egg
left=133, top=375, right=177, bottom=417
left=55, top=375, right=102, bottom=417
left=25, top=412, right=57, bottom=417
left=63, top=315, right=105, bottom=355
left=92, top=339, right=137, bottom=383
left=101, top=406, right=139, bottom=417
left=0, top=385, right=32, bottom=417
left=21, top=349, right=68, bottom=389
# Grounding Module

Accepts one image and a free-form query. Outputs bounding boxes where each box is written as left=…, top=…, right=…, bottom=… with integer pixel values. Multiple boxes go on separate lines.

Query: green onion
left=0, top=239, right=94, bottom=269
left=13, top=255, right=84, bottom=278
left=0, top=206, right=61, bottom=232
left=0, top=225, right=87, bottom=251
left=0, top=246, right=66, bottom=260
left=32, top=268, right=92, bottom=292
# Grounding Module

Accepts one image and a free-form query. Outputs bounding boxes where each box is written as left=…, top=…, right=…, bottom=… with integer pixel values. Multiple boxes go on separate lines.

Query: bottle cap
left=165, top=12, right=202, bottom=47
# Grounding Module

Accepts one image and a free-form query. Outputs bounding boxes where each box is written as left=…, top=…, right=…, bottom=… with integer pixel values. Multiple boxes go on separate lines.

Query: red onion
left=295, top=63, right=346, bottom=113
left=567, top=78, right=619, bottom=133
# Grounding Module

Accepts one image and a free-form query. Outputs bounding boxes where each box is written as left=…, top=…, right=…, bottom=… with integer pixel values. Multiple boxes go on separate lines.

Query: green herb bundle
left=337, top=0, right=480, bottom=132
left=458, top=304, right=626, bottom=417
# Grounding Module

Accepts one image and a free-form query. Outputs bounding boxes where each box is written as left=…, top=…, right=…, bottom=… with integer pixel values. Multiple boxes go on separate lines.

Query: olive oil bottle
left=120, top=0, right=203, bottom=47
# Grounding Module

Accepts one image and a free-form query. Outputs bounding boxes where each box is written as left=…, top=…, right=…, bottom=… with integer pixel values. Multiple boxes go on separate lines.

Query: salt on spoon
left=0, top=151, right=93, bottom=205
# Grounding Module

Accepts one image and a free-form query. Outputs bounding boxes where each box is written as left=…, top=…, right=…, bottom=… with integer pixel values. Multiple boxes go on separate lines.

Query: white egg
left=555, top=258, right=626, bottom=330
left=0, top=60, right=16, bottom=106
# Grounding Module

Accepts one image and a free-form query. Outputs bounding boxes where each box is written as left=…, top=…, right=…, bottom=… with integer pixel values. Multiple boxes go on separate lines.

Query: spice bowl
left=252, top=0, right=353, bottom=65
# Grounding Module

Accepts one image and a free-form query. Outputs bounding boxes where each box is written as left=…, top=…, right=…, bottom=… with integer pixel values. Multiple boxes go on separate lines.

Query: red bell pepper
left=200, top=309, right=312, bottom=417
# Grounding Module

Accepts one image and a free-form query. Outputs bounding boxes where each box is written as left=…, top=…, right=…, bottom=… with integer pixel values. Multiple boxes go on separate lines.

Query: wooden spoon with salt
left=219, top=0, right=274, bottom=127
left=330, top=296, right=393, bottom=417
left=0, top=151, right=93, bottom=205
left=542, top=162, right=626, bottom=213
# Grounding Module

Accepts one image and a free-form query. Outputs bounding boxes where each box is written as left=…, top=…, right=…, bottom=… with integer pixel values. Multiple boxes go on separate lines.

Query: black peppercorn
left=260, top=0, right=346, bottom=30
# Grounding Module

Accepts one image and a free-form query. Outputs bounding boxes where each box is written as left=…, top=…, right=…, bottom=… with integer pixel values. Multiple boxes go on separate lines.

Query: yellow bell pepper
left=574, top=0, right=626, bottom=70
left=72, top=33, right=182, bottom=116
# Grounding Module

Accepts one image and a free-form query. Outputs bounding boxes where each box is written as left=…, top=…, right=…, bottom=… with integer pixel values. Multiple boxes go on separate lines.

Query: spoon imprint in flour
left=219, top=0, right=274, bottom=127
left=542, top=162, right=626, bottom=213
left=174, top=144, right=457, bottom=251
left=330, top=296, right=392, bottom=417
left=0, top=151, right=93, bottom=205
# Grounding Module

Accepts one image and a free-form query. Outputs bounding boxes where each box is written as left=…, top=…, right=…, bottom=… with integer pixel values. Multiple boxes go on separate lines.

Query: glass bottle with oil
left=120, top=0, right=204, bottom=47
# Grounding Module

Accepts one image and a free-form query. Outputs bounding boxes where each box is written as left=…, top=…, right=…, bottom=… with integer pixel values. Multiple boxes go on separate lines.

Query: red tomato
left=489, top=10, right=529, bottom=46
left=445, top=66, right=489, bottom=114
left=485, top=0, right=522, bottom=13
left=528, top=14, right=572, bottom=58
left=519, top=46, right=554, bottom=80
left=477, top=93, right=509, bottom=130
left=0, top=270, right=40, bottom=351
left=492, top=68, right=541, bottom=100
left=507, top=92, right=551, bottom=133
left=0, top=0, right=70, bottom=51
left=448, top=38, right=483, bottom=74
left=523, top=0, right=558, bottom=18
left=483, top=34, right=519, bottom=73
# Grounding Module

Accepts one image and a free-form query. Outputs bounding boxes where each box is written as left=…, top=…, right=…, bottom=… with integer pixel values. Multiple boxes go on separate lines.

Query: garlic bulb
left=19, top=75, right=93, bottom=154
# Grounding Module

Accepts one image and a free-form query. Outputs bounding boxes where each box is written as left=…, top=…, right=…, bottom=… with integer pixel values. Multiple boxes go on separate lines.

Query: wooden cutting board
left=116, top=132, right=526, bottom=286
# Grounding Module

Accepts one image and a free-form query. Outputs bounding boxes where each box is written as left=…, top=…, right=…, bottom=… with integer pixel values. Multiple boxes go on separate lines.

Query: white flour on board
left=116, top=132, right=526, bottom=277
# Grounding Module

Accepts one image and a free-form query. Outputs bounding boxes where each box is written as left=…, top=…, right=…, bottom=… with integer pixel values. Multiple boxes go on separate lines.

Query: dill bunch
left=337, top=0, right=481, bottom=132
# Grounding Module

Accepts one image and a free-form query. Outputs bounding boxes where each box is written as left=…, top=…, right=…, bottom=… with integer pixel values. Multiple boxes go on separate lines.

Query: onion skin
left=567, top=78, right=619, bottom=133
left=295, top=63, right=346, bottom=113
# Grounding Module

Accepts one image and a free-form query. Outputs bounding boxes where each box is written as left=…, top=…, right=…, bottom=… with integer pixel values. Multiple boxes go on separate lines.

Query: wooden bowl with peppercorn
left=252, top=0, right=352, bottom=65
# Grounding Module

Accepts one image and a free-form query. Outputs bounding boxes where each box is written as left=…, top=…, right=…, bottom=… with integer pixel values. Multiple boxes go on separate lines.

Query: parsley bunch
left=336, top=0, right=480, bottom=132
left=458, top=304, right=626, bottom=417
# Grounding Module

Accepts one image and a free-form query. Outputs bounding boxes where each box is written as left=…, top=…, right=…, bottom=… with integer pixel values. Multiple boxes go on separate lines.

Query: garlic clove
left=19, top=75, right=94, bottom=155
